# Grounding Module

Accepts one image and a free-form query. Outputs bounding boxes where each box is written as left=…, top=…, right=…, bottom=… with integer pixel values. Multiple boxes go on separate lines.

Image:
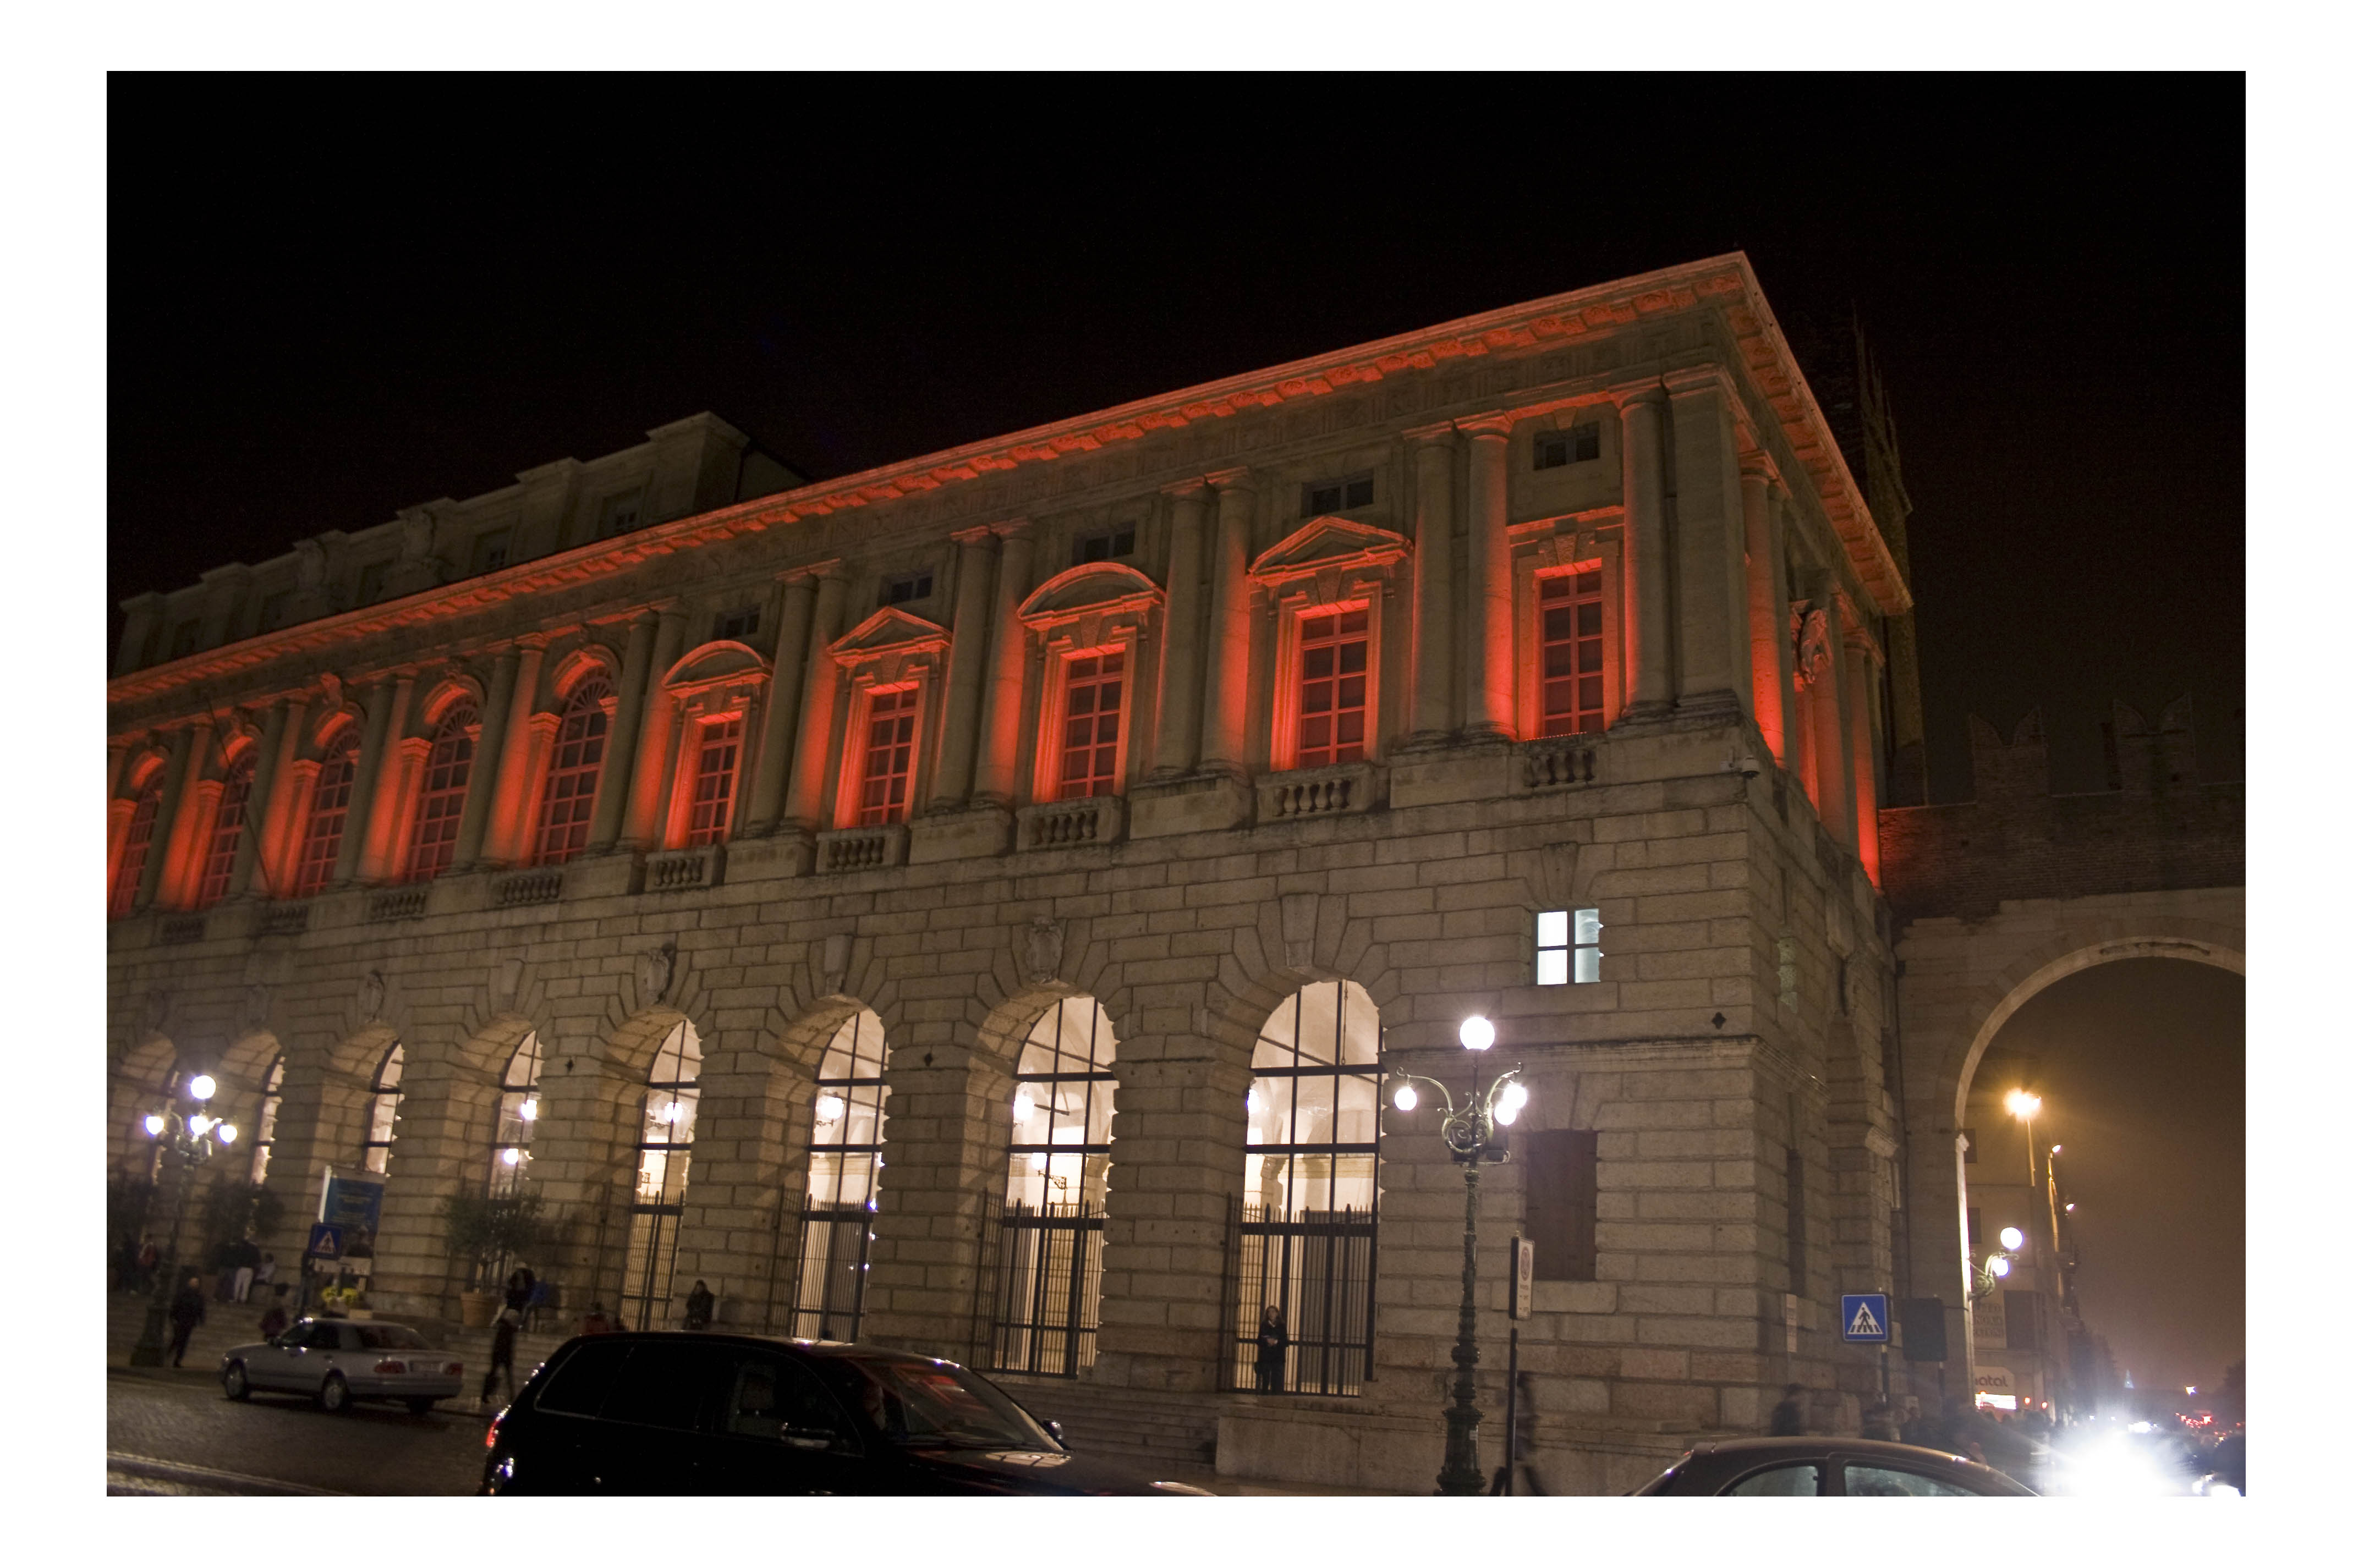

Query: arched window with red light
left=535, top=676, right=612, bottom=865
left=1295, top=607, right=1370, bottom=769
left=1538, top=567, right=1606, bottom=737
left=111, top=780, right=163, bottom=920
left=404, top=700, right=479, bottom=882
left=292, top=728, right=361, bottom=898
left=194, top=753, right=257, bottom=909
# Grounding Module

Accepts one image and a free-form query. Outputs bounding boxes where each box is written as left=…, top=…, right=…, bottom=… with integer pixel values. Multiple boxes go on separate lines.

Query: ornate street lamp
left=1385, top=1015, right=1531, bottom=1497
left=1968, top=1226, right=2026, bottom=1302
left=127, top=1072, right=240, bottom=1367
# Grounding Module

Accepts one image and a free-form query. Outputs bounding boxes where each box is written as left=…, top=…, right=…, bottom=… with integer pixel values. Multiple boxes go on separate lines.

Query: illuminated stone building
left=107, top=255, right=1926, bottom=1493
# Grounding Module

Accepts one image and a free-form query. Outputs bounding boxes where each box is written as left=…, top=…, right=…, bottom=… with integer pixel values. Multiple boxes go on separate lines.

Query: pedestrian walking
left=136, top=1236, right=158, bottom=1292
left=257, top=1289, right=290, bottom=1341
left=525, top=1275, right=551, bottom=1332
left=167, top=1273, right=207, bottom=1367
left=684, top=1279, right=716, bottom=1331
left=1253, top=1303, right=1287, bottom=1392
left=503, top=1267, right=535, bottom=1316
left=1769, top=1383, right=1806, bottom=1435
left=1489, top=1372, right=1549, bottom=1494
left=480, top=1307, right=520, bottom=1408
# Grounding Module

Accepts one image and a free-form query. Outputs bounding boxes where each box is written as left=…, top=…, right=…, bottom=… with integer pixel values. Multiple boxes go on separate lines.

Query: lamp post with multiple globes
left=127, top=1072, right=242, bottom=1367
left=1384, top=1014, right=1531, bottom=1497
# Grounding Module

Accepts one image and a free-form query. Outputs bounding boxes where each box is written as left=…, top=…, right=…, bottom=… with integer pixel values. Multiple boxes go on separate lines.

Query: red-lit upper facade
left=106, top=252, right=1907, bottom=914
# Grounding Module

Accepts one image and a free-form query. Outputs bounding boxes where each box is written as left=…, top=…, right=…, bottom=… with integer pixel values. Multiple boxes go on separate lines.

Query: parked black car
left=1632, top=1437, right=2038, bottom=1496
left=480, top=1332, right=1216, bottom=1495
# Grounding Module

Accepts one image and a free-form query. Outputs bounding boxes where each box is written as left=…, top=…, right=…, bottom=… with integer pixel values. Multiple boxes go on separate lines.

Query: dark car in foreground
left=220, top=1317, right=466, bottom=1414
left=1632, top=1437, right=2038, bottom=1496
left=481, top=1332, right=1215, bottom=1495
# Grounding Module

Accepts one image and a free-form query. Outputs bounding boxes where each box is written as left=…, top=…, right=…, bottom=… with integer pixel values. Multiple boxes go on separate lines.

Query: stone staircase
left=990, top=1375, right=1222, bottom=1482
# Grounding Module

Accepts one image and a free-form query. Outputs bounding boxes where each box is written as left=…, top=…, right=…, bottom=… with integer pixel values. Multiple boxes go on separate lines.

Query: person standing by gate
left=684, top=1279, right=715, bottom=1331
left=1254, top=1304, right=1287, bottom=1392
left=480, top=1307, right=519, bottom=1410
left=167, top=1274, right=207, bottom=1367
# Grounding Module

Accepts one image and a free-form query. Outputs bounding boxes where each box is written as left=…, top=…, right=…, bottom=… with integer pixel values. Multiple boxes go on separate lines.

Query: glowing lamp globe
left=1495, top=1082, right=1529, bottom=1126
left=1458, top=1016, right=1496, bottom=1052
left=189, top=1074, right=217, bottom=1102
left=1989, top=1255, right=2011, bottom=1278
left=1391, top=1082, right=1418, bottom=1113
left=1999, top=1226, right=2025, bottom=1252
left=143, top=1114, right=166, bottom=1137
left=217, top=1123, right=238, bottom=1144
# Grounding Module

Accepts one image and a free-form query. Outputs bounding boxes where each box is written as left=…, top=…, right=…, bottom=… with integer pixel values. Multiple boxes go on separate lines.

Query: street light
left=1385, top=1014, right=1531, bottom=1497
left=127, top=1072, right=241, bottom=1367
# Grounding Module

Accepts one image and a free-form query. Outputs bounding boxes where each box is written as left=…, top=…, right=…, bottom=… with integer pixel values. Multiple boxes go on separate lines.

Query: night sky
left=107, top=77, right=2244, bottom=1388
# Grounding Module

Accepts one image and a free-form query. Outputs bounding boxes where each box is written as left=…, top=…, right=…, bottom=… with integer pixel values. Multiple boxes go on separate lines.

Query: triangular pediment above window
left=829, top=606, right=951, bottom=662
left=1017, top=562, right=1163, bottom=629
left=1249, top=516, right=1411, bottom=585
left=662, top=640, right=771, bottom=690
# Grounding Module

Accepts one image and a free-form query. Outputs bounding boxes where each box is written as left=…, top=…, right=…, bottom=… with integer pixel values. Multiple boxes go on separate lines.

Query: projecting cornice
left=109, top=251, right=1906, bottom=708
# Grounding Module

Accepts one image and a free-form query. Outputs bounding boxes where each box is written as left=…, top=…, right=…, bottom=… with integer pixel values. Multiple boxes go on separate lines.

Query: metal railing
left=974, top=1195, right=1104, bottom=1378
left=786, top=1197, right=874, bottom=1342
left=1224, top=1200, right=1376, bottom=1396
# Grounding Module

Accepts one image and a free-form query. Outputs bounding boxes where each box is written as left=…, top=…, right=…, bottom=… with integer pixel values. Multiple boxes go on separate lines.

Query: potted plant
left=440, top=1190, right=551, bottom=1328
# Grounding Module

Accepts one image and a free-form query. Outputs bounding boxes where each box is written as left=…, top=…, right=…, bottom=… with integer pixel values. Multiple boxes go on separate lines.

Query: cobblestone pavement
left=108, top=1368, right=490, bottom=1496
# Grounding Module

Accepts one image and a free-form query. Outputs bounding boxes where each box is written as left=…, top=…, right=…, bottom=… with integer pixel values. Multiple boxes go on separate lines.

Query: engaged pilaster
left=1617, top=388, right=1674, bottom=716
left=1148, top=484, right=1209, bottom=779
left=1741, top=460, right=1793, bottom=766
left=972, top=522, right=1036, bottom=805
left=744, top=566, right=826, bottom=835
left=1666, top=368, right=1752, bottom=719
left=928, top=526, right=1001, bottom=811
left=587, top=613, right=658, bottom=854
left=1459, top=416, right=1514, bottom=740
left=1404, top=423, right=1457, bottom=745
left=1196, top=470, right=1255, bottom=774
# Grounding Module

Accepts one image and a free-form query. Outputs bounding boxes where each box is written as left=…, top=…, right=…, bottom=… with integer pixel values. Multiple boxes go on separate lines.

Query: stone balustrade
left=815, top=824, right=907, bottom=874
left=1015, top=794, right=1126, bottom=850
left=1257, top=761, right=1382, bottom=822
left=494, top=868, right=565, bottom=907
left=644, top=845, right=725, bottom=893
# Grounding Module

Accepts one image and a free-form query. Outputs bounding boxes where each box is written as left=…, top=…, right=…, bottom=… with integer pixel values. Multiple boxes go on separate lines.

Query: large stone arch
left=1895, top=888, right=2244, bottom=1391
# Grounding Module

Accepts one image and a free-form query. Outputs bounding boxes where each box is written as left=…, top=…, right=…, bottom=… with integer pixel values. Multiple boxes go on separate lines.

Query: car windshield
left=835, top=1357, right=1054, bottom=1450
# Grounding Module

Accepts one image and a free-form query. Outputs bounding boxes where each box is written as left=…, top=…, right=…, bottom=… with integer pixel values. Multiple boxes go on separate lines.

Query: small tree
left=439, top=1190, right=552, bottom=1291
left=199, top=1178, right=286, bottom=1259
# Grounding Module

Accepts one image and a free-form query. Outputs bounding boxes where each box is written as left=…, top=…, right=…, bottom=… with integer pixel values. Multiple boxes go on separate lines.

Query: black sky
left=108, top=75, right=2244, bottom=801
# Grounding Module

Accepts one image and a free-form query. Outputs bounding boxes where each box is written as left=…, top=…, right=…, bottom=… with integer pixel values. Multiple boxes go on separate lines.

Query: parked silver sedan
left=220, top=1317, right=465, bottom=1414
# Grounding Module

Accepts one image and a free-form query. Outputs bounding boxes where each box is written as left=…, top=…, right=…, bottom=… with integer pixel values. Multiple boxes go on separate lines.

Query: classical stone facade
left=108, top=254, right=1928, bottom=1493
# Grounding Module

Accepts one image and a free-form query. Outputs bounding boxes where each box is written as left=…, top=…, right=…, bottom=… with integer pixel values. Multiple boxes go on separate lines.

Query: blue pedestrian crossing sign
left=1841, top=1294, right=1891, bottom=1343
left=306, top=1224, right=344, bottom=1261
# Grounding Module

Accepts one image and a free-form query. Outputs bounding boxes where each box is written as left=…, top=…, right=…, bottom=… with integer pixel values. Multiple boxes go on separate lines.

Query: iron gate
left=974, top=1195, right=1104, bottom=1377
left=789, top=1196, right=874, bottom=1341
left=1226, top=1198, right=1377, bottom=1395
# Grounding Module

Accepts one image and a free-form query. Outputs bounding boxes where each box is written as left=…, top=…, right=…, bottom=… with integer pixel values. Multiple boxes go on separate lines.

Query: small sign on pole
left=1840, top=1293, right=1891, bottom=1343
left=306, top=1223, right=344, bottom=1262
left=1511, top=1235, right=1535, bottom=1321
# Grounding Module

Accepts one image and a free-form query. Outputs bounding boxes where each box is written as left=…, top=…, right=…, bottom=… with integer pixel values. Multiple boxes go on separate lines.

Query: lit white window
left=1537, top=908, right=1603, bottom=985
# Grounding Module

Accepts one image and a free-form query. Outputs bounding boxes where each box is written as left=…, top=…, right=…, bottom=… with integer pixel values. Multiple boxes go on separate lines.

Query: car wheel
left=222, top=1362, right=250, bottom=1401
left=317, top=1373, right=352, bottom=1413
left=407, top=1398, right=437, bottom=1416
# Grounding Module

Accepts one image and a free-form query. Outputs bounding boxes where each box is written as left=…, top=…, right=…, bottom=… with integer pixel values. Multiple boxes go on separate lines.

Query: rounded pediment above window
left=1017, top=562, right=1162, bottom=630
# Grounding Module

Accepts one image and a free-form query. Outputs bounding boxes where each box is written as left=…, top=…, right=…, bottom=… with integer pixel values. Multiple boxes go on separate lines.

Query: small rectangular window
left=882, top=571, right=933, bottom=608
left=1302, top=472, right=1375, bottom=518
left=1536, top=907, right=1603, bottom=984
left=597, top=490, right=644, bottom=540
left=1534, top=425, right=1600, bottom=471
left=469, top=528, right=512, bottom=575
left=256, top=590, right=292, bottom=632
left=1538, top=569, right=1605, bottom=736
left=713, top=606, right=760, bottom=643
left=858, top=688, right=919, bottom=826
left=1072, top=526, right=1136, bottom=566
left=168, top=620, right=201, bottom=658
left=1058, top=651, right=1125, bottom=799
left=355, top=561, right=388, bottom=606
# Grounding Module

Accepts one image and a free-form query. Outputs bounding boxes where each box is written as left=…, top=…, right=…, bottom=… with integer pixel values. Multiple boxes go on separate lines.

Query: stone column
left=1846, top=641, right=1883, bottom=879
left=1742, top=465, right=1793, bottom=766
left=227, top=697, right=297, bottom=899
left=928, top=527, right=1001, bottom=811
left=153, top=716, right=218, bottom=909
left=1148, top=485, right=1209, bottom=779
left=1668, top=371, right=1753, bottom=718
left=1806, top=579, right=1855, bottom=848
left=973, top=523, right=1036, bottom=805
left=1197, top=471, right=1255, bottom=774
left=1406, top=425, right=1457, bottom=744
left=619, top=607, right=689, bottom=850
left=587, top=613, right=659, bottom=854
left=344, top=673, right=415, bottom=884
left=452, top=650, right=522, bottom=871
left=1460, top=418, right=1513, bottom=740
left=1619, top=389, right=1674, bottom=714
left=782, top=570, right=851, bottom=830
left=744, top=569, right=822, bottom=834
left=134, top=727, right=193, bottom=911
left=480, top=642, right=548, bottom=866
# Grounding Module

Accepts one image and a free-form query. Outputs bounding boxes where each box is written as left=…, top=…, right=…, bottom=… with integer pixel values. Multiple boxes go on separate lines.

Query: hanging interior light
left=814, top=1092, right=847, bottom=1126
left=519, top=1099, right=539, bottom=1121
left=1012, top=1088, right=1036, bottom=1123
